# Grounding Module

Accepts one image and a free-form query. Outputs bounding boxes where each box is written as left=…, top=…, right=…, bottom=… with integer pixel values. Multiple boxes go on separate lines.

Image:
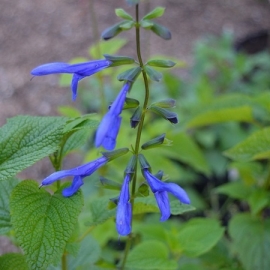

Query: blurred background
left=1, top=0, right=269, bottom=126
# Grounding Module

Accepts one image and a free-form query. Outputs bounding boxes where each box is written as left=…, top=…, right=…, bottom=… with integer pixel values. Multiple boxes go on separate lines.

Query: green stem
left=120, top=4, right=150, bottom=269
left=61, top=253, right=67, bottom=270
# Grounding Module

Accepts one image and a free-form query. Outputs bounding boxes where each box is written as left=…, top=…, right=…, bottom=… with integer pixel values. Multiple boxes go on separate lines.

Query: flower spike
left=31, top=59, right=112, bottom=100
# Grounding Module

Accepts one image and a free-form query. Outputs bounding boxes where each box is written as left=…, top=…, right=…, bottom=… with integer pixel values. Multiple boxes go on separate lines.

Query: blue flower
left=40, top=156, right=108, bottom=197
left=31, top=59, right=111, bottom=100
left=95, top=82, right=131, bottom=150
left=116, top=174, right=132, bottom=236
left=143, top=169, right=190, bottom=221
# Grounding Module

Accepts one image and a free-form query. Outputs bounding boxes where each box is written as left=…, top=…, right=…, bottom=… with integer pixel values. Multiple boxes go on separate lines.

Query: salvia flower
left=40, top=156, right=108, bottom=197
left=143, top=168, right=190, bottom=221
left=95, top=82, right=131, bottom=150
left=31, top=59, right=112, bottom=100
left=116, top=174, right=132, bottom=236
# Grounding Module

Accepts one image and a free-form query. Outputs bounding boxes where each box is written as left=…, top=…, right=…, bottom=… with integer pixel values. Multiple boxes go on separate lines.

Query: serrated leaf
left=10, top=180, right=83, bottom=270
left=0, top=116, right=66, bottom=181
left=125, top=240, right=177, bottom=270
left=146, top=59, right=175, bottom=68
left=229, top=213, right=270, bottom=270
left=224, top=127, right=270, bottom=161
left=178, top=218, right=224, bottom=257
left=144, top=66, right=163, bottom=82
left=0, top=178, right=19, bottom=234
left=142, top=7, right=165, bottom=20
left=215, top=181, right=253, bottom=200
left=115, top=8, right=133, bottom=20
left=0, top=253, right=28, bottom=270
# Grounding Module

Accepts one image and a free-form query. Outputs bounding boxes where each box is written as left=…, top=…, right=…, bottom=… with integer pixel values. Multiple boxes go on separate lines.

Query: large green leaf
left=0, top=116, right=66, bottom=181
left=0, top=253, right=28, bottom=270
left=125, top=240, right=177, bottom=270
left=178, top=218, right=224, bottom=257
left=224, top=127, right=270, bottom=161
left=0, top=178, right=19, bottom=234
left=229, top=213, right=270, bottom=270
left=10, top=180, right=83, bottom=270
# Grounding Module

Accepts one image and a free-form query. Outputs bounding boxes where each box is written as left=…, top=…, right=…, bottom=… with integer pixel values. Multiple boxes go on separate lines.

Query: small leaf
left=120, top=21, right=135, bottom=30
left=101, top=21, right=126, bottom=40
left=117, top=67, right=141, bottom=82
left=144, top=66, right=163, bottom=82
left=124, top=97, right=140, bottom=109
left=130, top=106, right=142, bottom=128
left=103, top=54, right=135, bottom=66
left=0, top=116, right=66, bottom=181
left=150, top=22, right=171, bottom=40
left=151, top=99, right=176, bottom=108
left=149, top=106, right=178, bottom=124
left=140, top=20, right=154, bottom=29
left=141, top=134, right=166, bottom=150
left=0, top=253, right=28, bottom=270
left=142, top=7, right=165, bottom=20
left=224, top=127, right=270, bottom=161
left=0, top=178, right=19, bottom=234
left=146, top=59, right=175, bottom=68
left=10, top=180, right=83, bottom=270
left=229, top=213, right=270, bottom=270
left=100, top=176, right=122, bottom=190
left=125, top=240, right=177, bottom=270
left=115, top=8, right=133, bottom=20
left=178, top=218, right=224, bottom=257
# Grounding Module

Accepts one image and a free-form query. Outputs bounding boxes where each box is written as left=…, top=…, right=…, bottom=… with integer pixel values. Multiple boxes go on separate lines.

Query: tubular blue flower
left=95, top=82, right=131, bottom=150
left=116, top=174, right=132, bottom=236
left=31, top=59, right=112, bottom=100
left=40, top=156, right=108, bottom=197
left=143, top=169, right=190, bottom=221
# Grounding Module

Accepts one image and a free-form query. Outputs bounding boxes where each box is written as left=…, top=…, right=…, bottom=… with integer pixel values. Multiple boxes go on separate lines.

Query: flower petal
left=143, top=169, right=190, bottom=204
left=41, top=156, right=107, bottom=186
left=31, top=62, right=70, bottom=75
left=71, top=74, right=84, bottom=101
left=154, top=191, right=171, bottom=221
left=62, top=176, right=84, bottom=197
left=116, top=174, right=132, bottom=235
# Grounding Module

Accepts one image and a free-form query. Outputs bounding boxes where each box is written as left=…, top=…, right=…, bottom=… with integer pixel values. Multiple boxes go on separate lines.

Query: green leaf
left=142, top=7, right=165, bottom=20
left=133, top=197, right=159, bottom=215
left=0, top=178, right=19, bottom=234
left=170, top=200, right=195, bottom=215
left=101, top=21, right=127, bottom=40
left=103, top=54, right=135, bottom=67
left=125, top=240, right=177, bottom=270
left=150, top=22, right=171, bottom=40
left=229, top=213, right=270, bottom=270
left=87, top=197, right=116, bottom=226
left=224, top=127, right=270, bottom=161
left=10, top=180, right=83, bottom=270
left=0, top=116, right=66, bottom=181
left=120, top=21, right=135, bottom=30
left=117, top=67, right=141, bottom=82
left=89, top=38, right=127, bottom=58
left=140, top=20, right=154, bottom=29
left=0, top=253, right=28, bottom=270
left=146, top=59, right=175, bottom=68
left=247, top=189, right=270, bottom=215
left=68, top=235, right=101, bottom=269
left=215, top=181, right=253, bottom=200
left=178, top=218, right=224, bottom=257
left=115, top=8, right=133, bottom=20
left=144, top=66, right=163, bottom=82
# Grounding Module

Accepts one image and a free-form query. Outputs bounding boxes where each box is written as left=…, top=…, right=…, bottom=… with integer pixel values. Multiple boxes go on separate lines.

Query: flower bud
left=118, top=67, right=141, bottom=82
left=102, top=147, right=129, bottom=161
left=141, top=133, right=166, bottom=150
left=104, top=54, right=135, bottom=67
left=146, top=59, right=175, bottom=68
left=149, top=106, right=178, bottom=124
left=138, top=154, right=151, bottom=170
left=144, top=66, right=162, bottom=82
left=130, top=106, right=142, bottom=128
left=125, top=155, right=137, bottom=174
